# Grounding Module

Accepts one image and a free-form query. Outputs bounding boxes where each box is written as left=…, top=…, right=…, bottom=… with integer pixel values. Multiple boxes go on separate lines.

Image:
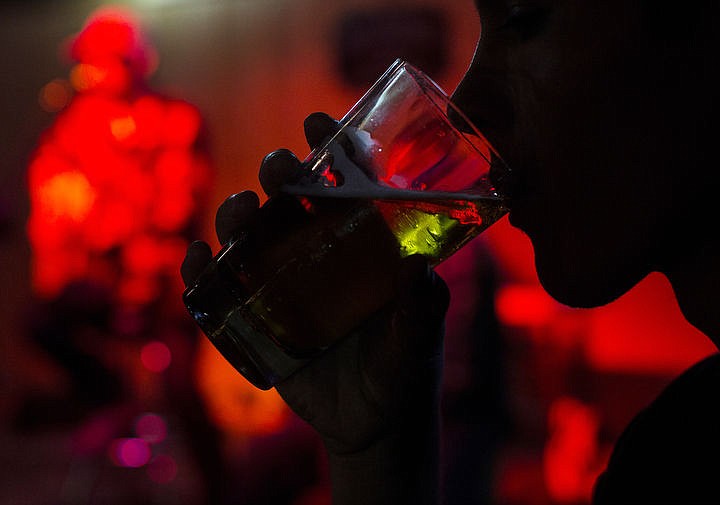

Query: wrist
left=324, top=392, right=441, bottom=505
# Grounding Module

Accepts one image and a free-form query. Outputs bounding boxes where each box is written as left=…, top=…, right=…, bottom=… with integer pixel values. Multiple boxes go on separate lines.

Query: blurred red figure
left=28, top=6, right=210, bottom=302
left=22, top=8, right=232, bottom=505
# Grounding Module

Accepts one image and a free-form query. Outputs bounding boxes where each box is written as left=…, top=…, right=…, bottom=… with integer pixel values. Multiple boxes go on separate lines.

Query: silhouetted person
left=183, top=2, right=720, bottom=503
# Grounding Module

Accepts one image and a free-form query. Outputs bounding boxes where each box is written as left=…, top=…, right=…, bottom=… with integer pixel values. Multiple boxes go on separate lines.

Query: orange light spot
left=38, top=171, right=96, bottom=222
left=195, top=338, right=289, bottom=436
left=70, top=63, right=108, bottom=91
left=39, top=79, right=72, bottom=112
left=110, top=115, right=136, bottom=141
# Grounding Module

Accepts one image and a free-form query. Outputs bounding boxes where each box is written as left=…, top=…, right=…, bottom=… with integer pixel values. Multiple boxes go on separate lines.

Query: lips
left=489, top=153, right=513, bottom=199
left=508, top=203, right=528, bottom=229
left=483, top=133, right=538, bottom=230
left=502, top=166, right=536, bottom=231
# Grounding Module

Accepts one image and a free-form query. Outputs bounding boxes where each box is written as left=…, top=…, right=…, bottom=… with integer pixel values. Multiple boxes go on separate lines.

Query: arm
left=277, top=251, right=448, bottom=505
left=182, top=113, right=449, bottom=504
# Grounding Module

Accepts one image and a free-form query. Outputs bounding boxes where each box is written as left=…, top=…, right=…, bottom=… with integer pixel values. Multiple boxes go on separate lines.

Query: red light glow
left=380, top=117, right=491, bottom=193
left=69, top=7, right=152, bottom=83
left=28, top=8, right=211, bottom=300
left=320, top=165, right=343, bottom=187
left=496, top=284, right=559, bottom=328
left=585, top=273, right=716, bottom=374
left=163, top=101, right=201, bottom=147
left=543, top=397, right=605, bottom=504
left=141, top=341, right=172, bottom=373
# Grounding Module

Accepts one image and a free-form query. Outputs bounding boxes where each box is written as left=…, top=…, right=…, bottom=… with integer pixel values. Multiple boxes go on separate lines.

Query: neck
left=663, top=240, right=720, bottom=348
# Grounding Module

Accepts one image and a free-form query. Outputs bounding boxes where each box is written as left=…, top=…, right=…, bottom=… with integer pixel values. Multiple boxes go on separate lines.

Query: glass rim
left=338, top=58, right=506, bottom=166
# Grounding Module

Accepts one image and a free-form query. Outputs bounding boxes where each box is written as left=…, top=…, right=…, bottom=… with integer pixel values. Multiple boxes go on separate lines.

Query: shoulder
left=593, top=352, right=720, bottom=505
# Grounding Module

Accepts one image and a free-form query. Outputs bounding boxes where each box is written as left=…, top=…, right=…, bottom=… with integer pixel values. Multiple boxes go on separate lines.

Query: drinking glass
left=183, top=59, right=510, bottom=389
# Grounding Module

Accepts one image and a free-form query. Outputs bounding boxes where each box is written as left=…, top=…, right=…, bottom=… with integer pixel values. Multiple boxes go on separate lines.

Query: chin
left=538, top=274, right=624, bottom=309
left=533, top=250, right=649, bottom=309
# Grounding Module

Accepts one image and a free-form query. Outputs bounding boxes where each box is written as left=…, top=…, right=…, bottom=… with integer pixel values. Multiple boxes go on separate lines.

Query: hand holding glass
left=183, top=60, right=510, bottom=389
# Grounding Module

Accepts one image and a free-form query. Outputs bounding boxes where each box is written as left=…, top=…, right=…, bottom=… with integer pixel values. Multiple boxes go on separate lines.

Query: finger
left=259, top=149, right=302, bottom=197
left=181, top=240, right=213, bottom=287
left=215, top=190, right=260, bottom=245
left=304, top=112, right=340, bottom=149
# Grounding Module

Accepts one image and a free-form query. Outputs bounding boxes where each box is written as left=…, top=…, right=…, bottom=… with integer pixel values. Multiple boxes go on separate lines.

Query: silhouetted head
left=453, top=0, right=719, bottom=308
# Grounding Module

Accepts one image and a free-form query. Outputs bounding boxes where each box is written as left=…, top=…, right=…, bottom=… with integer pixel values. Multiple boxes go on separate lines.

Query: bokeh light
left=28, top=6, right=211, bottom=300
left=134, top=412, right=167, bottom=444
left=195, top=338, right=289, bottom=436
left=110, top=438, right=152, bottom=468
left=141, top=341, right=172, bottom=373
left=39, top=79, right=73, bottom=112
left=37, top=170, right=96, bottom=222
left=146, top=454, right=178, bottom=484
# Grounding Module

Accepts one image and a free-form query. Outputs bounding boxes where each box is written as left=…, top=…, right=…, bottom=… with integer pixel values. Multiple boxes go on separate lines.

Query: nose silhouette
left=446, top=101, right=480, bottom=136
left=450, top=34, right=515, bottom=150
left=450, top=57, right=516, bottom=200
